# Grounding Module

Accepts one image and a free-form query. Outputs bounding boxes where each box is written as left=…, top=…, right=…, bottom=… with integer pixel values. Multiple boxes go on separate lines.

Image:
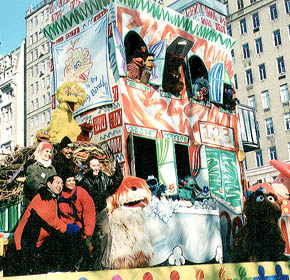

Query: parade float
left=1, top=0, right=290, bottom=278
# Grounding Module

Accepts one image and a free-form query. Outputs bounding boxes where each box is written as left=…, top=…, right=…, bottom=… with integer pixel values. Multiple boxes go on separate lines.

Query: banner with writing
left=52, top=12, right=113, bottom=115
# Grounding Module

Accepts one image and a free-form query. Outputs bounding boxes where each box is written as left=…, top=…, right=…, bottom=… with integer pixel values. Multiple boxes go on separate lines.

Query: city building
left=227, top=0, right=290, bottom=185
left=25, top=1, right=52, bottom=146
left=0, top=43, right=25, bottom=160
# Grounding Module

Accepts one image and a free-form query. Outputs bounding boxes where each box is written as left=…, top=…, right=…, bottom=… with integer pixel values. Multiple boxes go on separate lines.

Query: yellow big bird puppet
left=46, top=81, right=87, bottom=143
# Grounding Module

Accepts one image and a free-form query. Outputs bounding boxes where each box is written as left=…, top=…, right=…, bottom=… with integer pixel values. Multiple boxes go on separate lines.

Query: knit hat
left=40, top=142, right=53, bottom=152
left=59, top=136, right=72, bottom=150
left=270, top=160, right=290, bottom=177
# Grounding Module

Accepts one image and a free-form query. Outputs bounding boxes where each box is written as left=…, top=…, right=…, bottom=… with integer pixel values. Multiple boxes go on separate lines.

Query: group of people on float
left=12, top=136, right=123, bottom=275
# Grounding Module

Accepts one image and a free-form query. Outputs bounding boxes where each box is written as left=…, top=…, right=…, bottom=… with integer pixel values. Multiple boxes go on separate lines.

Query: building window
left=30, top=68, right=34, bottom=78
left=31, top=100, right=34, bottom=111
left=35, top=81, right=39, bottom=93
left=42, top=94, right=46, bottom=105
left=245, top=69, right=253, bottom=85
left=30, top=117, right=34, bottom=129
left=47, top=76, right=50, bottom=88
left=30, top=19, right=33, bottom=30
left=35, top=64, right=39, bottom=76
left=30, top=84, right=34, bottom=95
left=261, top=90, right=270, bottom=109
left=258, top=63, right=267, bottom=80
left=35, top=48, right=38, bottom=59
left=227, top=25, right=232, bottom=36
left=256, top=150, right=263, bottom=167
left=270, top=4, right=278, bottom=20
left=250, top=0, right=257, bottom=3
left=30, top=35, right=33, bottom=45
left=234, top=74, right=238, bottom=89
left=285, top=0, right=290, bottom=14
left=42, top=112, right=46, bottom=124
left=277, top=57, right=285, bottom=74
left=284, top=112, right=290, bottom=130
left=231, top=49, right=235, bottom=64
left=41, top=61, right=45, bottom=72
left=273, top=30, right=282, bottom=47
left=252, top=12, right=260, bottom=30
left=47, top=110, right=51, bottom=122
left=35, top=115, right=39, bottom=128
left=248, top=95, right=256, bottom=110
left=288, top=25, right=290, bottom=40
left=269, top=146, right=277, bottom=160
left=242, top=43, right=250, bottom=59
left=280, top=84, right=289, bottom=103
left=240, top=18, right=247, bottom=35
left=255, top=38, right=263, bottom=54
left=237, top=0, right=244, bottom=10
left=265, top=118, right=274, bottom=136
left=42, top=78, right=45, bottom=90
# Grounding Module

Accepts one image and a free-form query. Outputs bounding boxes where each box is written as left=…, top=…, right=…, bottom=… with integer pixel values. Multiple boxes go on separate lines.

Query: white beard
left=109, top=206, right=154, bottom=269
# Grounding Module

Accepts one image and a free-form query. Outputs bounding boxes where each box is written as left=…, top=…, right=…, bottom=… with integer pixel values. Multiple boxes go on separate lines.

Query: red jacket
left=14, top=189, right=68, bottom=250
left=58, top=186, right=96, bottom=238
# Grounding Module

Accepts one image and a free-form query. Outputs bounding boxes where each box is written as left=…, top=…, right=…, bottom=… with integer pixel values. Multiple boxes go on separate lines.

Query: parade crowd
left=7, top=136, right=123, bottom=275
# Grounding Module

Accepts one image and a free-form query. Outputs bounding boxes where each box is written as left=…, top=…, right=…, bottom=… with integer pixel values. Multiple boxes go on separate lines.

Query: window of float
left=132, top=135, right=159, bottom=180
left=129, top=134, right=190, bottom=195
left=118, top=28, right=166, bottom=86
left=175, top=143, right=191, bottom=180
left=188, top=55, right=209, bottom=100
left=162, top=37, right=193, bottom=98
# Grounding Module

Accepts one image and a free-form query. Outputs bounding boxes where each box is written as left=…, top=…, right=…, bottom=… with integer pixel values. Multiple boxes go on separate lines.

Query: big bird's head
left=107, top=176, right=152, bottom=214
left=56, top=81, right=86, bottom=113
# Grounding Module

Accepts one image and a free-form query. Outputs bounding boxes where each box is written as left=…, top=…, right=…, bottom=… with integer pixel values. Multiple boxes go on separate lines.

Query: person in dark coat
left=52, top=136, right=76, bottom=177
left=13, top=175, right=81, bottom=275
left=23, top=142, right=56, bottom=211
left=58, top=171, right=96, bottom=270
left=78, top=158, right=123, bottom=269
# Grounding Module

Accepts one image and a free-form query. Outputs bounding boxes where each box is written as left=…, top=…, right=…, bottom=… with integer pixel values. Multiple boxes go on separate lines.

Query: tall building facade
left=0, top=43, right=25, bottom=160
left=25, top=1, right=52, bottom=146
left=227, top=0, right=290, bottom=185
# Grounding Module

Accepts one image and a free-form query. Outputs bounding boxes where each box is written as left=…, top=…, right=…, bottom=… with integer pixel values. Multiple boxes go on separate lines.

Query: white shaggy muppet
left=106, top=176, right=153, bottom=269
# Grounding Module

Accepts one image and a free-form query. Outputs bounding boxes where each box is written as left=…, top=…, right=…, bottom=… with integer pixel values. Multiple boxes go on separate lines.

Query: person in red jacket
left=14, top=175, right=80, bottom=275
left=58, top=171, right=96, bottom=270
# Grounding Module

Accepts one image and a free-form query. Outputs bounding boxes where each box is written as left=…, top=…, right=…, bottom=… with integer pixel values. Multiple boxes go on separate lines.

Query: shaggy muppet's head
left=56, top=81, right=86, bottom=113
left=244, top=189, right=282, bottom=224
left=107, top=176, right=151, bottom=214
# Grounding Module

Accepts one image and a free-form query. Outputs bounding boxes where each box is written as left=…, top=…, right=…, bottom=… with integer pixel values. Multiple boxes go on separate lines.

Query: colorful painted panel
left=206, top=146, right=242, bottom=210
left=52, top=13, right=113, bottom=115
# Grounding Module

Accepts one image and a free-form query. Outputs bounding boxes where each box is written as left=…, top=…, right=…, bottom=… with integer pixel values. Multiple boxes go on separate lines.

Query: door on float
left=206, top=147, right=242, bottom=210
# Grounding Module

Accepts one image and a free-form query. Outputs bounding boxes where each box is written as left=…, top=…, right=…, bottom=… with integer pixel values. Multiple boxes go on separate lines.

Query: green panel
left=220, top=151, right=242, bottom=208
left=206, top=147, right=242, bottom=209
left=206, top=148, right=223, bottom=199
left=156, top=138, right=178, bottom=195
left=0, top=208, right=7, bottom=231
left=8, top=204, right=18, bottom=232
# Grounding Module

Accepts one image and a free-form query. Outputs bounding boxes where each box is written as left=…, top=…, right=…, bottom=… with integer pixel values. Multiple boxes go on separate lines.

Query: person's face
left=40, top=148, right=52, bottom=161
left=47, top=176, right=63, bottom=195
left=90, top=159, right=100, bottom=175
left=61, top=146, right=73, bottom=159
left=65, top=177, right=76, bottom=190
left=144, top=56, right=154, bottom=70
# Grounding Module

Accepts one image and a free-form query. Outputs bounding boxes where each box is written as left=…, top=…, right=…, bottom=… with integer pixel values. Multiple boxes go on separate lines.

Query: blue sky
left=0, top=0, right=41, bottom=55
